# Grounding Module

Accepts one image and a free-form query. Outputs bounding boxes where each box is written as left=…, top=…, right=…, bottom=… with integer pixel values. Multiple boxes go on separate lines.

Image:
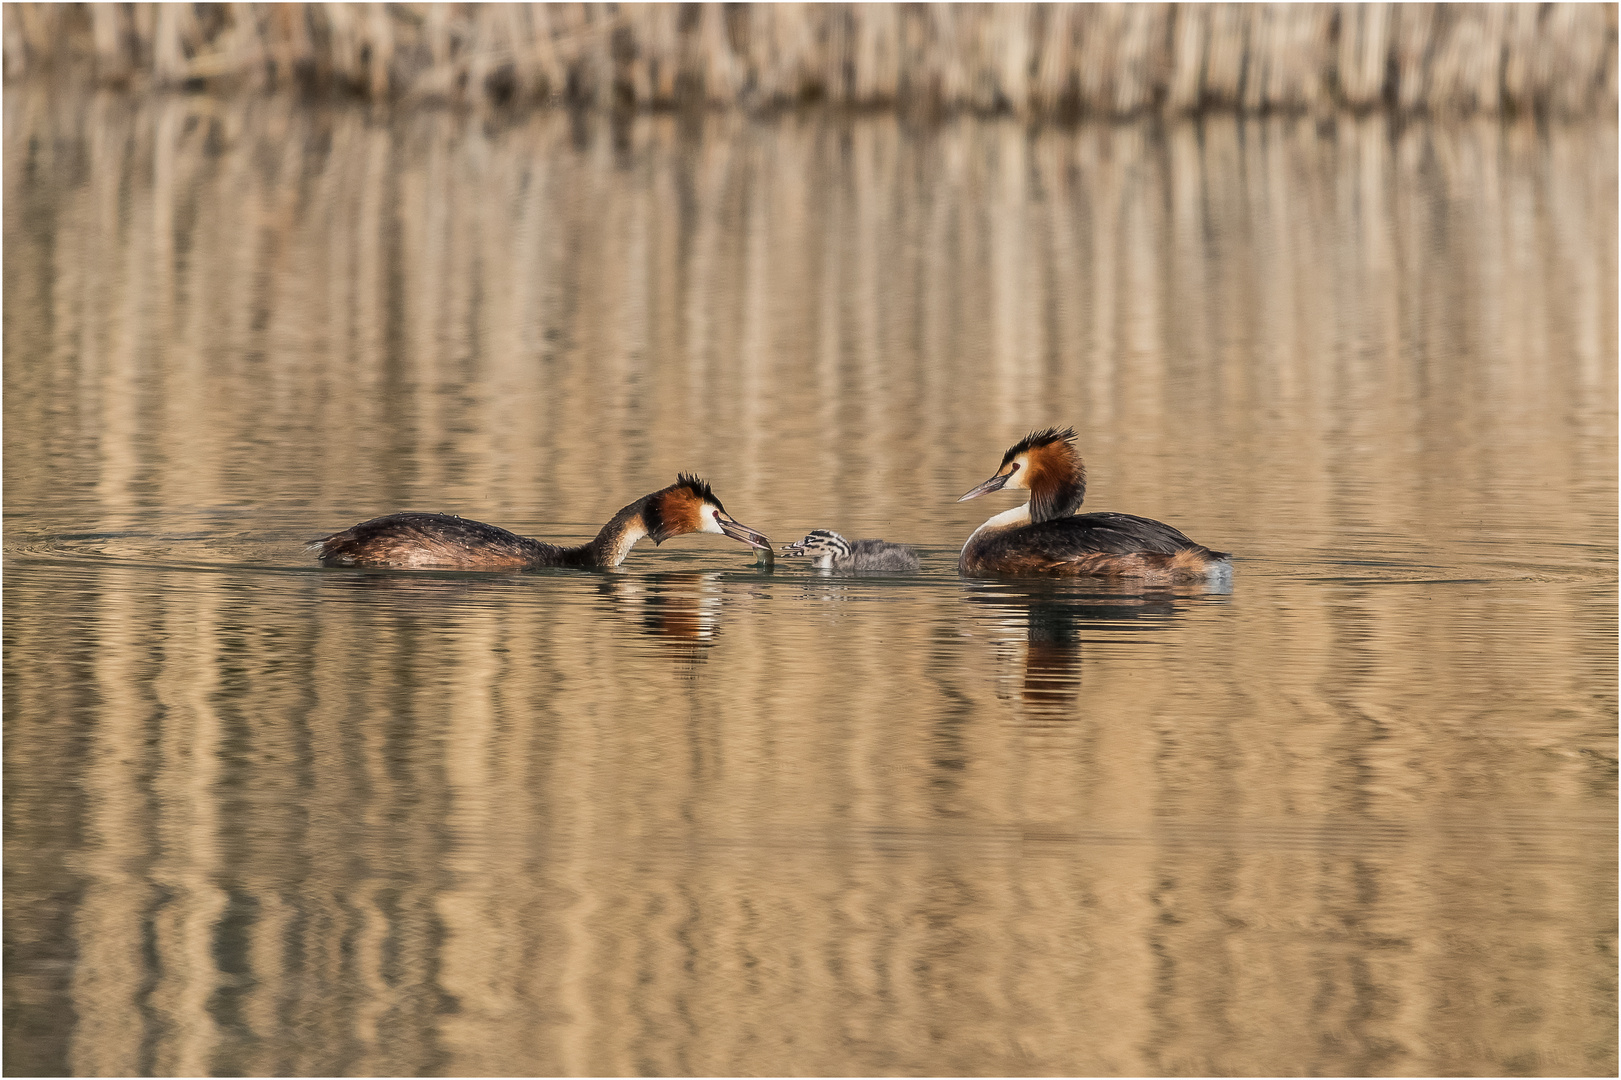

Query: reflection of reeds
left=4, top=3, right=1617, bottom=116
left=4, top=91, right=1617, bottom=1075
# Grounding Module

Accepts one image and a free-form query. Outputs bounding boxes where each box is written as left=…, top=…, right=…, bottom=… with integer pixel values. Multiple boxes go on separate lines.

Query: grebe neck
left=584, top=502, right=651, bottom=567
left=1029, top=474, right=1085, bottom=523
left=963, top=502, right=1033, bottom=554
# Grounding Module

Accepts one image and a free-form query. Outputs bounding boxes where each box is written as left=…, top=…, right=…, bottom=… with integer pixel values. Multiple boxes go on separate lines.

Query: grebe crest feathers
left=676, top=473, right=717, bottom=504
left=1000, top=426, right=1076, bottom=468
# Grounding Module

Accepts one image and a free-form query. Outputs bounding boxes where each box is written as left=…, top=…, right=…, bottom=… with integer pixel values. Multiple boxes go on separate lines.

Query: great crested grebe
left=957, top=427, right=1230, bottom=581
left=780, top=530, right=920, bottom=571
left=311, top=475, right=770, bottom=569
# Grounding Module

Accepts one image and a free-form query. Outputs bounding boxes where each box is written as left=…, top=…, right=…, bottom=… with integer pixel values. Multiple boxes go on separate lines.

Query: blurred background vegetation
left=4, top=2, right=1616, bottom=118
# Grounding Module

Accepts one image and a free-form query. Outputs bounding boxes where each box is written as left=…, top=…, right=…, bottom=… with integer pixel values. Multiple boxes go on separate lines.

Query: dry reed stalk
left=264, top=3, right=311, bottom=92
left=853, top=1, right=899, bottom=106
left=1393, top=3, right=1436, bottom=113
left=1282, top=5, right=1333, bottom=112
left=465, top=4, right=505, bottom=105
left=1030, top=4, right=1076, bottom=115
left=3, top=6, right=24, bottom=81
left=89, top=3, right=126, bottom=82
left=1073, top=5, right=1116, bottom=114
left=525, top=4, right=566, bottom=101
left=1241, top=4, right=1275, bottom=112
left=545, top=3, right=586, bottom=104
left=151, top=3, right=187, bottom=86
left=131, top=2, right=154, bottom=68
left=949, top=3, right=987, bottom=113
left=805, top=2, right=835, bottom=104
left=823, top=4, right=853, bottom=105
left=318, top=3, right=356, bottom=91
left=1470, top=3, right=1509, bottom=114
left=755, top=2, right=796, bottom=106
left=743, top=4, right=778, bottom=105
left=1167, top=4, right=1207, bottom=114
left=1201, top=3, right=1248, bottom=109
left=1249, top=3, right=1325, bottom=111
left=222, top=4, right=269, bottom=90
left=1338, top=3, right=1392, bottom=110
left=1546, top=3, right=1610, bottom=116
left=995, top=4, right=1031, bottom=114
left=788, top=1, right=827, bottom=105
left=696, top=2, right=741, bottom=106
left=366, top=2, right=391, bottom=99
left=929, top=2, right=965, bottom=110
left=1114, top=3, right=1167, bottom=115
left=1508, top=4, right=1556, bottom=114
left=1426, top=4, right=1500, bottom=116
left=405, top=2, right=458, bottom=102
left=9, top=3, right=54, bottom=80
left=579, top=3, right=614, bottom=107
left=615, top=5, right=651, bottom=106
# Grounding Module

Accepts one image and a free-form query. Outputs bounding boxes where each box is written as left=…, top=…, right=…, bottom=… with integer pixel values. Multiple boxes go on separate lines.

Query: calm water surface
left=5, top=88, right=1617, bottom=1076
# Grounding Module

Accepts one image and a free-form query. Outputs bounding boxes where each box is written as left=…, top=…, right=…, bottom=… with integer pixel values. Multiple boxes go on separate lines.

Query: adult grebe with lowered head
left=957, top=427, right=1229, bottom=581
left=311, top=475, right=771, bottom=569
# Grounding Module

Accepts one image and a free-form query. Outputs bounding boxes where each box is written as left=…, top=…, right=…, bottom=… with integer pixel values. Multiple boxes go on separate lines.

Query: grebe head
left=957, top=426, right=1086, bottom=522
left=645, top=474, right=772, bottom=549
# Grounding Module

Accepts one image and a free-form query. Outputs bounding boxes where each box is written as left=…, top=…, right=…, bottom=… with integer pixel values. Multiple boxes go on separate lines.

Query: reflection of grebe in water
left=780, top=530, right=920, bottom=572
left=957, top=428, right=1230, bottom=582
left=311, top=475, right=770, bottom=569
left=965, top=581, right=1185, bottom=721
left=598, top=572, right=722, bottom=649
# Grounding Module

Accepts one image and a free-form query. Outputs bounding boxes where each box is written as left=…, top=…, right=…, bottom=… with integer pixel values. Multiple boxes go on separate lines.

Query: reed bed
left=4, top=3, right=1616, bottom=117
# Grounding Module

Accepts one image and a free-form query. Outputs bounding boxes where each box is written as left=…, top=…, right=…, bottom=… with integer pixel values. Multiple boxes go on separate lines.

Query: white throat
left=962, top=502, right=1032, bottom=554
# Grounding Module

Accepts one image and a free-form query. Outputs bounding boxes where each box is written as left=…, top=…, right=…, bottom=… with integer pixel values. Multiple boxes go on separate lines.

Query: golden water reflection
left=4, top=87, right=1616, bottom=1076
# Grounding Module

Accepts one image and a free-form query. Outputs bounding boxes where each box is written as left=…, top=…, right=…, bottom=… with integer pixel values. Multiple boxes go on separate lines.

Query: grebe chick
left=957, top=427, right=1230, bottom=581
left=780, top=530, right=920, bottom=572
left=311, top=475, right=770, bottom=570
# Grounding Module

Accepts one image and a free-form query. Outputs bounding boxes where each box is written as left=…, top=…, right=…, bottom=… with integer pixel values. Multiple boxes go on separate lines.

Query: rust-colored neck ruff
left=1023, top=440, right=1086, bottom=523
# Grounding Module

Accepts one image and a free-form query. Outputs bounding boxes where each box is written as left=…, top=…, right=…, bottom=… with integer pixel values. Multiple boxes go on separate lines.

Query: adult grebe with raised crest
left=957, top=428, right=1229, bottom=581
left=312, top=475, right=770, bottom=569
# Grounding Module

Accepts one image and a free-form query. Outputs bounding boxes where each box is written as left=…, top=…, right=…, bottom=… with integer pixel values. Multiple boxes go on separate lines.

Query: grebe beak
left=717, top=512, right=772, bottom=550
left=957, top=472, right=1011, bottom=502
left=779, top=539, right=810, bottom=556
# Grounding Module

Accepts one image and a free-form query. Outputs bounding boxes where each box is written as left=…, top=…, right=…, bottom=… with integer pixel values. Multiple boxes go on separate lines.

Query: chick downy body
left=780, top=530, right=920, bottom=572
